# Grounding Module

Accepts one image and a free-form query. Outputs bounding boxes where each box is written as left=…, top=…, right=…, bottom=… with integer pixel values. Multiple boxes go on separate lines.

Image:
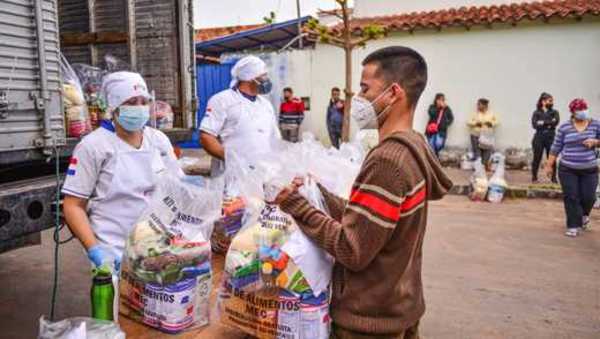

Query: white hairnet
left=101, top=71, right=151, bottom=113
left=229, top=56, right=267, bottom=88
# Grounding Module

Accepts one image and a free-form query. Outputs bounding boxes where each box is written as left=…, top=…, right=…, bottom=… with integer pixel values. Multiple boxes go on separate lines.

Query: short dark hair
left=331, top=87, right=340, bottom=92
left=362, top=46, right=428, bottom=109
left=478, top=98, right=489, bottom=106
left=283, top=87, right=293, bottom=93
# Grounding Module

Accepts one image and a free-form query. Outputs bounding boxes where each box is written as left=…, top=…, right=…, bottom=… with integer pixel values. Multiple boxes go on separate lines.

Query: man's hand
left=536, top=120, right=545, bottom=126
left=275, top=176, right=305, bottom=205
left=583, top=139, right=598, bottom=149
left=275, top=184, right=297, bottom=205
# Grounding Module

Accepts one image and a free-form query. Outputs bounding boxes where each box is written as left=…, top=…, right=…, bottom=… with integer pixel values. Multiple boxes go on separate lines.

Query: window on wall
left=301, top=97, right=311, bottom=111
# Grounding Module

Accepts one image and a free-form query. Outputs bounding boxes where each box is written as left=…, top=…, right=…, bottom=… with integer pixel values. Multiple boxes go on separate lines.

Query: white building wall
left=354, top=0, right=530, bottom=17
left=282, top=19, right=600, bottom=150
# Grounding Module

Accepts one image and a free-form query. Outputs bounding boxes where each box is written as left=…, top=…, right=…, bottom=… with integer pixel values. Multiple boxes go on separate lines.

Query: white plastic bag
left=38, top=317, right=125, bottom=339
left=470, top=160, right=489, bottom=201
left=217, top=151, right=332, bottom=339
left=478, top=129, right=496, bottom=150
left=488, top=153, right=508, bottom=203
left=119, top=174, right=222, bottom=333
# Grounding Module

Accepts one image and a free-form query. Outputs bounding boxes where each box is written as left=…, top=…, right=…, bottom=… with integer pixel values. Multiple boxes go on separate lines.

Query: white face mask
left=350, top=85, right=394, bottom=130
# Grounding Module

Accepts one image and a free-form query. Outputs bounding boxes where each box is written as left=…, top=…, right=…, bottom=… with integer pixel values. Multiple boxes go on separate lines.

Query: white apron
left=211, top=91, right=278, bottom=177
left=88, top=138, right=165, bottom=259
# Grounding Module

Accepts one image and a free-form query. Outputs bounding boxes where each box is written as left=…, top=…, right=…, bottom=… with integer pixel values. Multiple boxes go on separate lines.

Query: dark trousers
left=328, top=125, right=342, bottom=149
left=470, top=135, right=492, bottom=164
left=558, top=164, right=598, bottom=229
left=532, top=132, right=556, bottom=181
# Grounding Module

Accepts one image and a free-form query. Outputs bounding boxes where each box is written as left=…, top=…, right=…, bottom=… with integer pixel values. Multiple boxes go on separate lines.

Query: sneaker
left=565, top=228, right=579, bottom=237
left=582, top=216, right=591, bottom=231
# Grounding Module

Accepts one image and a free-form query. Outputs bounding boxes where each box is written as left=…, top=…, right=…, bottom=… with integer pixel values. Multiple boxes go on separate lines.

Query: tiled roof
left=195, top=23, right=265, bottom=42
left=340, top=0, right=600, bottom=34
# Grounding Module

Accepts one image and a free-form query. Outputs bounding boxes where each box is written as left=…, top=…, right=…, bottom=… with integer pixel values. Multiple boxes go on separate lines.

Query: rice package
left=120, top=175, right=221, bottom=334
left=217, top=155, right=333, bottom=339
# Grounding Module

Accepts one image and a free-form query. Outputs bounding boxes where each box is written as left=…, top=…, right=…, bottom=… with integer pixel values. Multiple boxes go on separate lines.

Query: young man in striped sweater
left=276, top=46, right=453, bottom=338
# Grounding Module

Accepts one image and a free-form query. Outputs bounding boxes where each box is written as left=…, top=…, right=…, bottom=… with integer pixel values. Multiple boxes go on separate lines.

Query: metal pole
left=296, top=0, right=302, bottom=49
left=34, top=0, right=51, bottom=149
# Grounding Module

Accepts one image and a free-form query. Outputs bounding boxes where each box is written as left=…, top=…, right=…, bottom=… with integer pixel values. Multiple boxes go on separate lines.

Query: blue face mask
left=117, top=105, right=150, bottom=131
left=254, top=78, right=273, bottom=94
left=574, top=110, right=590, bottom=121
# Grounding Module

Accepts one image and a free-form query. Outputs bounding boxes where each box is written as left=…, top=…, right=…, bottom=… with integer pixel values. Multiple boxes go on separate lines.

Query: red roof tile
left=338, top=0, right=600, bottom=34
left=195, top=23, right=265, bottom=42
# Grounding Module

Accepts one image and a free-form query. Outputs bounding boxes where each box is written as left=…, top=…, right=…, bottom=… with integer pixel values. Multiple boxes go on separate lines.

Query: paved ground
left=1, top=196, right=599, bottom=338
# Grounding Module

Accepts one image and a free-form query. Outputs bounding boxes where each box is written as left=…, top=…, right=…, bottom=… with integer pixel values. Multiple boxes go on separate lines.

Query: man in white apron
left=199, top=56, right=281, bottom=177
left=62, top=72, right=179, bottom=270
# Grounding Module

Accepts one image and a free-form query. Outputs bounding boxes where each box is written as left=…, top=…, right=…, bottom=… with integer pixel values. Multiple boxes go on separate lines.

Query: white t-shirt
left=62, top=123, right=178, bottom=201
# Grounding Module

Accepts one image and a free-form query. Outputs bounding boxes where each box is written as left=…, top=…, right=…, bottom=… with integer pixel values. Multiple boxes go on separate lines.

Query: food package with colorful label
left=120, top=174, right=222, bottom=334
left=216, top=153, right=333, bottom=339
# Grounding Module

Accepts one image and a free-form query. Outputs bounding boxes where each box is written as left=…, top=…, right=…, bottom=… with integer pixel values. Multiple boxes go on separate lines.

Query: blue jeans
left=427, top=134, right=446, bottom=157
left=558, top=164, right=598, bottom=229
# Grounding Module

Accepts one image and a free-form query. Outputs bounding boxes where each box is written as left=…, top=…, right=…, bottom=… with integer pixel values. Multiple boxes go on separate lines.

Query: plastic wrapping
left=119, top=174, right=222, bottom=334
left=470, top=160, right=489, bottom=201
left=488, top=153, right=508, bottom=203
left=60, top=54, right=91, bottom=138
left=216, top=151, right=333, bottom=339
left=149, top=101, right=174, bottom=130
left=38, top=316, right=125, bottom=339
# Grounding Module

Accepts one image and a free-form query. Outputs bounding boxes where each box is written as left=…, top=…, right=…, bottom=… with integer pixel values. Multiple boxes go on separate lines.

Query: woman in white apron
left=62, top=72, right=179, bottom=270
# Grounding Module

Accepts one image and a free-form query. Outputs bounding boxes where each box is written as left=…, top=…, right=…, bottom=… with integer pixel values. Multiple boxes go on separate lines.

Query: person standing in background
left=545, top=98, right=599, bottom=237
left=279, top=87, right=305, bottom=143
left=467, top=98, right=498, bottom=169
left=531, top=92, right=560, bottom=183
left=425, top=93, right=454, bottom=158
left=327, top=87, right=344, bottom=148
left=200, top=56, right=280, bottom=177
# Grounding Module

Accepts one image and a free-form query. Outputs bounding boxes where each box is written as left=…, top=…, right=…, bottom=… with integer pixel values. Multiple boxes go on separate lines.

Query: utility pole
left=296, top=0, right=303, bottom=48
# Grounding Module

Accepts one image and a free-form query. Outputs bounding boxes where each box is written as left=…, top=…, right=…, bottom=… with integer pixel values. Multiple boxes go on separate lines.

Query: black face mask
left=254, top=78, right=273, bottom=94
left=547, top=104, right=554, bottom=110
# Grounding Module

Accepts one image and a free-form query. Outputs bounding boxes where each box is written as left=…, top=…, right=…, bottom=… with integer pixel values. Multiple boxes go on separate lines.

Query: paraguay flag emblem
left=67, top=157, right=77, bottom=176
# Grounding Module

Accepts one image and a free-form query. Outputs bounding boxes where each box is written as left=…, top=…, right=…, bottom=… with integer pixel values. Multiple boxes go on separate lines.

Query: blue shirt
left=551, top=119, right=600, bottom=169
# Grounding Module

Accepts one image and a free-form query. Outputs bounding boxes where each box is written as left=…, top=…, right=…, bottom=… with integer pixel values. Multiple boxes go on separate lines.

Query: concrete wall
left=354, top=0, right=530, bottom=17
left=280, top=18, right=600, bottom=149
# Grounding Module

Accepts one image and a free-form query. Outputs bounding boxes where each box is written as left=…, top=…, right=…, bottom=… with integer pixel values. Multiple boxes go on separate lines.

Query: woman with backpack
left=425, top=93, right=454, bottom=157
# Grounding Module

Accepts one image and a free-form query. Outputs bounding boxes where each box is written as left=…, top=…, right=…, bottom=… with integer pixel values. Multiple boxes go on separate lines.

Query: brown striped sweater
left=280, top=130, right=453, bottom=335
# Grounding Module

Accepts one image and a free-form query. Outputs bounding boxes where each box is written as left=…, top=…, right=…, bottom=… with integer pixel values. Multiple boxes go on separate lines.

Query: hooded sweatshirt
left=279, top=130, right=453, bottom=335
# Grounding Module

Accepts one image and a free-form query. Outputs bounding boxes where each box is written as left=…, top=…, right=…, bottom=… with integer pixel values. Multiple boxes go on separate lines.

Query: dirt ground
left=1, top=196, right=599, bottom=339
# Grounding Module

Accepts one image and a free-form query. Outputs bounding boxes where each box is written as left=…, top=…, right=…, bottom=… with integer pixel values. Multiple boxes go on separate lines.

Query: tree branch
left=351, top=35, right=373, bottom=49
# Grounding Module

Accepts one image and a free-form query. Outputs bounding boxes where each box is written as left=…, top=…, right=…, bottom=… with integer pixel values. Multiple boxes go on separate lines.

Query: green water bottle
left=91, top=266, right=114, bottom=321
